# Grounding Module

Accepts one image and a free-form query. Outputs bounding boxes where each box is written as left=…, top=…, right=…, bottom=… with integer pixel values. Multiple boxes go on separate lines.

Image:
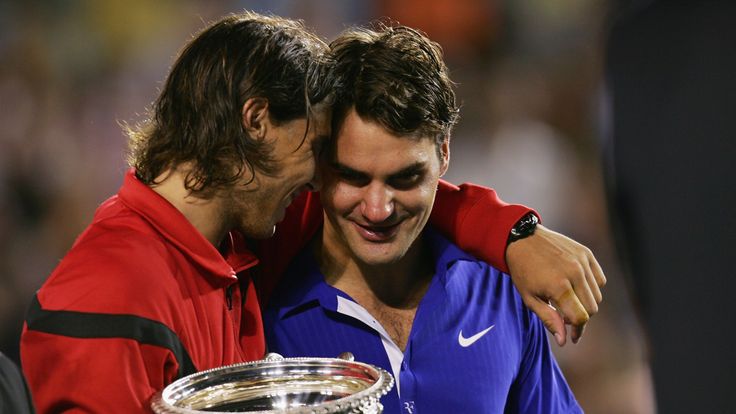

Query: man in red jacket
left=21, top=11, right=604, bottom=413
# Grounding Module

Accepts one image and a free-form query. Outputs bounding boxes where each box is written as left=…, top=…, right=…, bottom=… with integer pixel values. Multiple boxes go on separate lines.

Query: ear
left=439, top=137, right=450, bottom=177
left=241, top=98, right=270, bottom=140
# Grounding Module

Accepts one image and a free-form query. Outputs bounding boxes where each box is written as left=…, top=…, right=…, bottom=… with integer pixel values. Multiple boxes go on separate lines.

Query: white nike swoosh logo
left=458, top=325, right=495, bottom=347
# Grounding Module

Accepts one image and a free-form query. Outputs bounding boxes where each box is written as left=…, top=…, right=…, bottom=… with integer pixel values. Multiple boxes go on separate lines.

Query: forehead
left=334, top=109, right=436, bottom=163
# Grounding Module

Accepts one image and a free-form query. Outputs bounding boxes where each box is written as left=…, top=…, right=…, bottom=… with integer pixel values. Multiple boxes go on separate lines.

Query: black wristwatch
left=507, top=212, right=539, bottom=244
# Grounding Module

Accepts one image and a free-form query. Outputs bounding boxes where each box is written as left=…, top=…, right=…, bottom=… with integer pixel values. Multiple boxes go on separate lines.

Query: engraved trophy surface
left=151, top=353, right=394, bottom=413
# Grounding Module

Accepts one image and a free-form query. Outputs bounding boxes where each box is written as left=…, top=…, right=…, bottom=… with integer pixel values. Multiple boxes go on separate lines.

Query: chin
left=352, top=245, right=406, bottom=267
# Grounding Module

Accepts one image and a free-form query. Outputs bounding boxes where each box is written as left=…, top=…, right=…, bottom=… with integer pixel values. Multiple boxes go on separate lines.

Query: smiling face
left=224, top=105, right=331, bottom=239
left=320, top=108, right=449, bottom=267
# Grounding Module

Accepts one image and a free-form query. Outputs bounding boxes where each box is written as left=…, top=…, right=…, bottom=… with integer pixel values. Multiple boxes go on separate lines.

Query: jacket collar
left=118, top=169, right=258, bottom=284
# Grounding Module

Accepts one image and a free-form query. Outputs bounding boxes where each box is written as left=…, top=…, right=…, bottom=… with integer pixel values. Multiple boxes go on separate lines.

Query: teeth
left=361, top=224, right=396, bottom=236
left=367, top=225, right=393, bottom=231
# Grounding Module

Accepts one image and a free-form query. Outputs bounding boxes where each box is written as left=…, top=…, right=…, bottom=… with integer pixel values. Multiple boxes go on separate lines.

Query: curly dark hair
left=327, top=23, right=460, bottom=148
left=126, top=11, right=332, bottom=195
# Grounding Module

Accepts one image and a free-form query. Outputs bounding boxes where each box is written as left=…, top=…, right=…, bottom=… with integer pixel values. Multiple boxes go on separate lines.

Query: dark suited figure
left=0, top=353, right=34, bottom=414
left=605, top=1, right=736, bottom=412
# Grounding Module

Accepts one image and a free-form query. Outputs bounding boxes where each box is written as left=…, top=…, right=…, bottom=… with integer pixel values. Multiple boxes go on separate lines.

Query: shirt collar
left=424, top=227, right=476, bottom=283
left=273, top=226, right=476, bottom=319
left=271, top=242, right=355, bottom=319
left=117, top=169, right=258, bottom=284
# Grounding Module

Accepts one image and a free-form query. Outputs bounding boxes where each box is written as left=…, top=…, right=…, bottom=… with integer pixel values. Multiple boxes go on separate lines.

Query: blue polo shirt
left=264, top=229, right=582, bottom=413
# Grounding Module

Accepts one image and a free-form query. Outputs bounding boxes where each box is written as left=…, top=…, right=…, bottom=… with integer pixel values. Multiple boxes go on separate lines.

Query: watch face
left=509, top=213, right=538, bottom=240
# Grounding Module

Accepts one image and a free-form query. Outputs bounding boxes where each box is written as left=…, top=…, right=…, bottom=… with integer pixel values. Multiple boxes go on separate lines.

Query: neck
left=317, top=229, right=434, bottom=310
left=149, top=167, right=230, bottom=246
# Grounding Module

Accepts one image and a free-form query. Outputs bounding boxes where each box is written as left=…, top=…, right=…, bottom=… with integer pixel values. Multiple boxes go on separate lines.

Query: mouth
left=351, top=221, right=402, bottom=242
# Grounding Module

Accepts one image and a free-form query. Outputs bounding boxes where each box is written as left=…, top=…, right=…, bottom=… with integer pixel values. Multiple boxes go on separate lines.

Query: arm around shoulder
left=430, top=179, right=535, bottom=273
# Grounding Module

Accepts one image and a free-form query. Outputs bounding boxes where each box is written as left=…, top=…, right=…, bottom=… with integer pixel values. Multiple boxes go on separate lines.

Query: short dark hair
left=127, top=11, right=332, bottom=195
left=327, top=24, right=460, bottom=147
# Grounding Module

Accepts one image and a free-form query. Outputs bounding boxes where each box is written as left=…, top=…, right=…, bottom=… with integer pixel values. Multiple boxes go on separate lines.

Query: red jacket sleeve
left=20, top=232, right=193, bottom=413
left=21, top=323, right=177, bottom=413
left=255, top=181, right=537, bottom=301
left=430, top=180, right=537, bottom=273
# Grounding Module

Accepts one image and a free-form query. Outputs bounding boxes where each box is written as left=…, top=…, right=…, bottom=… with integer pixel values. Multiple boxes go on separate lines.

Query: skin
left=228, top=99, right=331, bottom=240
left=150, top=98, right=331, bottom=245
left=317, top=108, right=449, bottom=350
left=320, top=111, right=449, bottom=269
left=506, top=227, right=606, bottom=345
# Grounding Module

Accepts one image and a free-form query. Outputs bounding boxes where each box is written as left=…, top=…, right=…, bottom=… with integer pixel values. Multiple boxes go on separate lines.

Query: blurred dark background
left=0, top=1, right=661, bottom=412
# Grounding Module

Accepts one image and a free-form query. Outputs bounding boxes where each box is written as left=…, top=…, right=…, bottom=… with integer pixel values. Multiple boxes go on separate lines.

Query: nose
left=360, top=183, right=394, bottom=223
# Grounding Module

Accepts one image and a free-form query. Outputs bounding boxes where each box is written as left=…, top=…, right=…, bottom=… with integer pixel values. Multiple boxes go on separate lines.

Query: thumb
left=526, top=296, right=566, bottom=346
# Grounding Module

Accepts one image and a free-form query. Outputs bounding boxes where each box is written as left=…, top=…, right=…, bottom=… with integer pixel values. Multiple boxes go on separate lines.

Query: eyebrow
left=390, top=162, right=426, bottom=178
left=330, top=161, right=426, bottom=179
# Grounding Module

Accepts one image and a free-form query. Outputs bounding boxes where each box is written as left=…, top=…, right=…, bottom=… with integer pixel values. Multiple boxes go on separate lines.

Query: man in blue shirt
left=264, top=24, right=582, bottom=413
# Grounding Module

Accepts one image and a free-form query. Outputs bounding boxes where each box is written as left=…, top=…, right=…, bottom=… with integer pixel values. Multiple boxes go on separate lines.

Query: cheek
left=323, top=182, right=361, bottom=215
left=283, top=156, right=315, bottom=189
left=299, top=156, right=316, bottom=177
left=400, top=184, right=438, bottom=215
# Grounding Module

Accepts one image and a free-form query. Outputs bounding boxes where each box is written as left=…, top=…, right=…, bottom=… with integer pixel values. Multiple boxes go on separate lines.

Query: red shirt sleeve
left=255, top=181, right=537, bottom=300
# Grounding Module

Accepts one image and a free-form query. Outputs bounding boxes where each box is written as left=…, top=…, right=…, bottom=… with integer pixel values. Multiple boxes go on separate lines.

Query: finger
left=569, top=262, right=599, bottom=316
left=554, top=290, right=589, bottom=344
left=571, top=321, right=585, bottom=344
left=553, top=289, right=590, bottom=342
left=525, top=296, right=567, bottom=346
left=585, top=258, right=603, bottom=305
left=589, top=252, right=607, bottom=288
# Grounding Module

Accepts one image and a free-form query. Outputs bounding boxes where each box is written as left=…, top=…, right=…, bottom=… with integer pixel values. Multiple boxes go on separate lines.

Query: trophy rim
left=150, top=356, right=394, bottom=414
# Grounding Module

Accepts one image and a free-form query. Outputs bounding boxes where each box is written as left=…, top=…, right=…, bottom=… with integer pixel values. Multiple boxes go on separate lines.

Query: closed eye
left=332, top=164, right=370, bottom=187
left=388, top=164, right=425, bottom=190
left=388, top=173, right=422, bottom=190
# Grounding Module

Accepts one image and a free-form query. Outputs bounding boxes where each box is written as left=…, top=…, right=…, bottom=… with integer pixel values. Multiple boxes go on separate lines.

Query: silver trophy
left=151, top=353, right=394, bottom=413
